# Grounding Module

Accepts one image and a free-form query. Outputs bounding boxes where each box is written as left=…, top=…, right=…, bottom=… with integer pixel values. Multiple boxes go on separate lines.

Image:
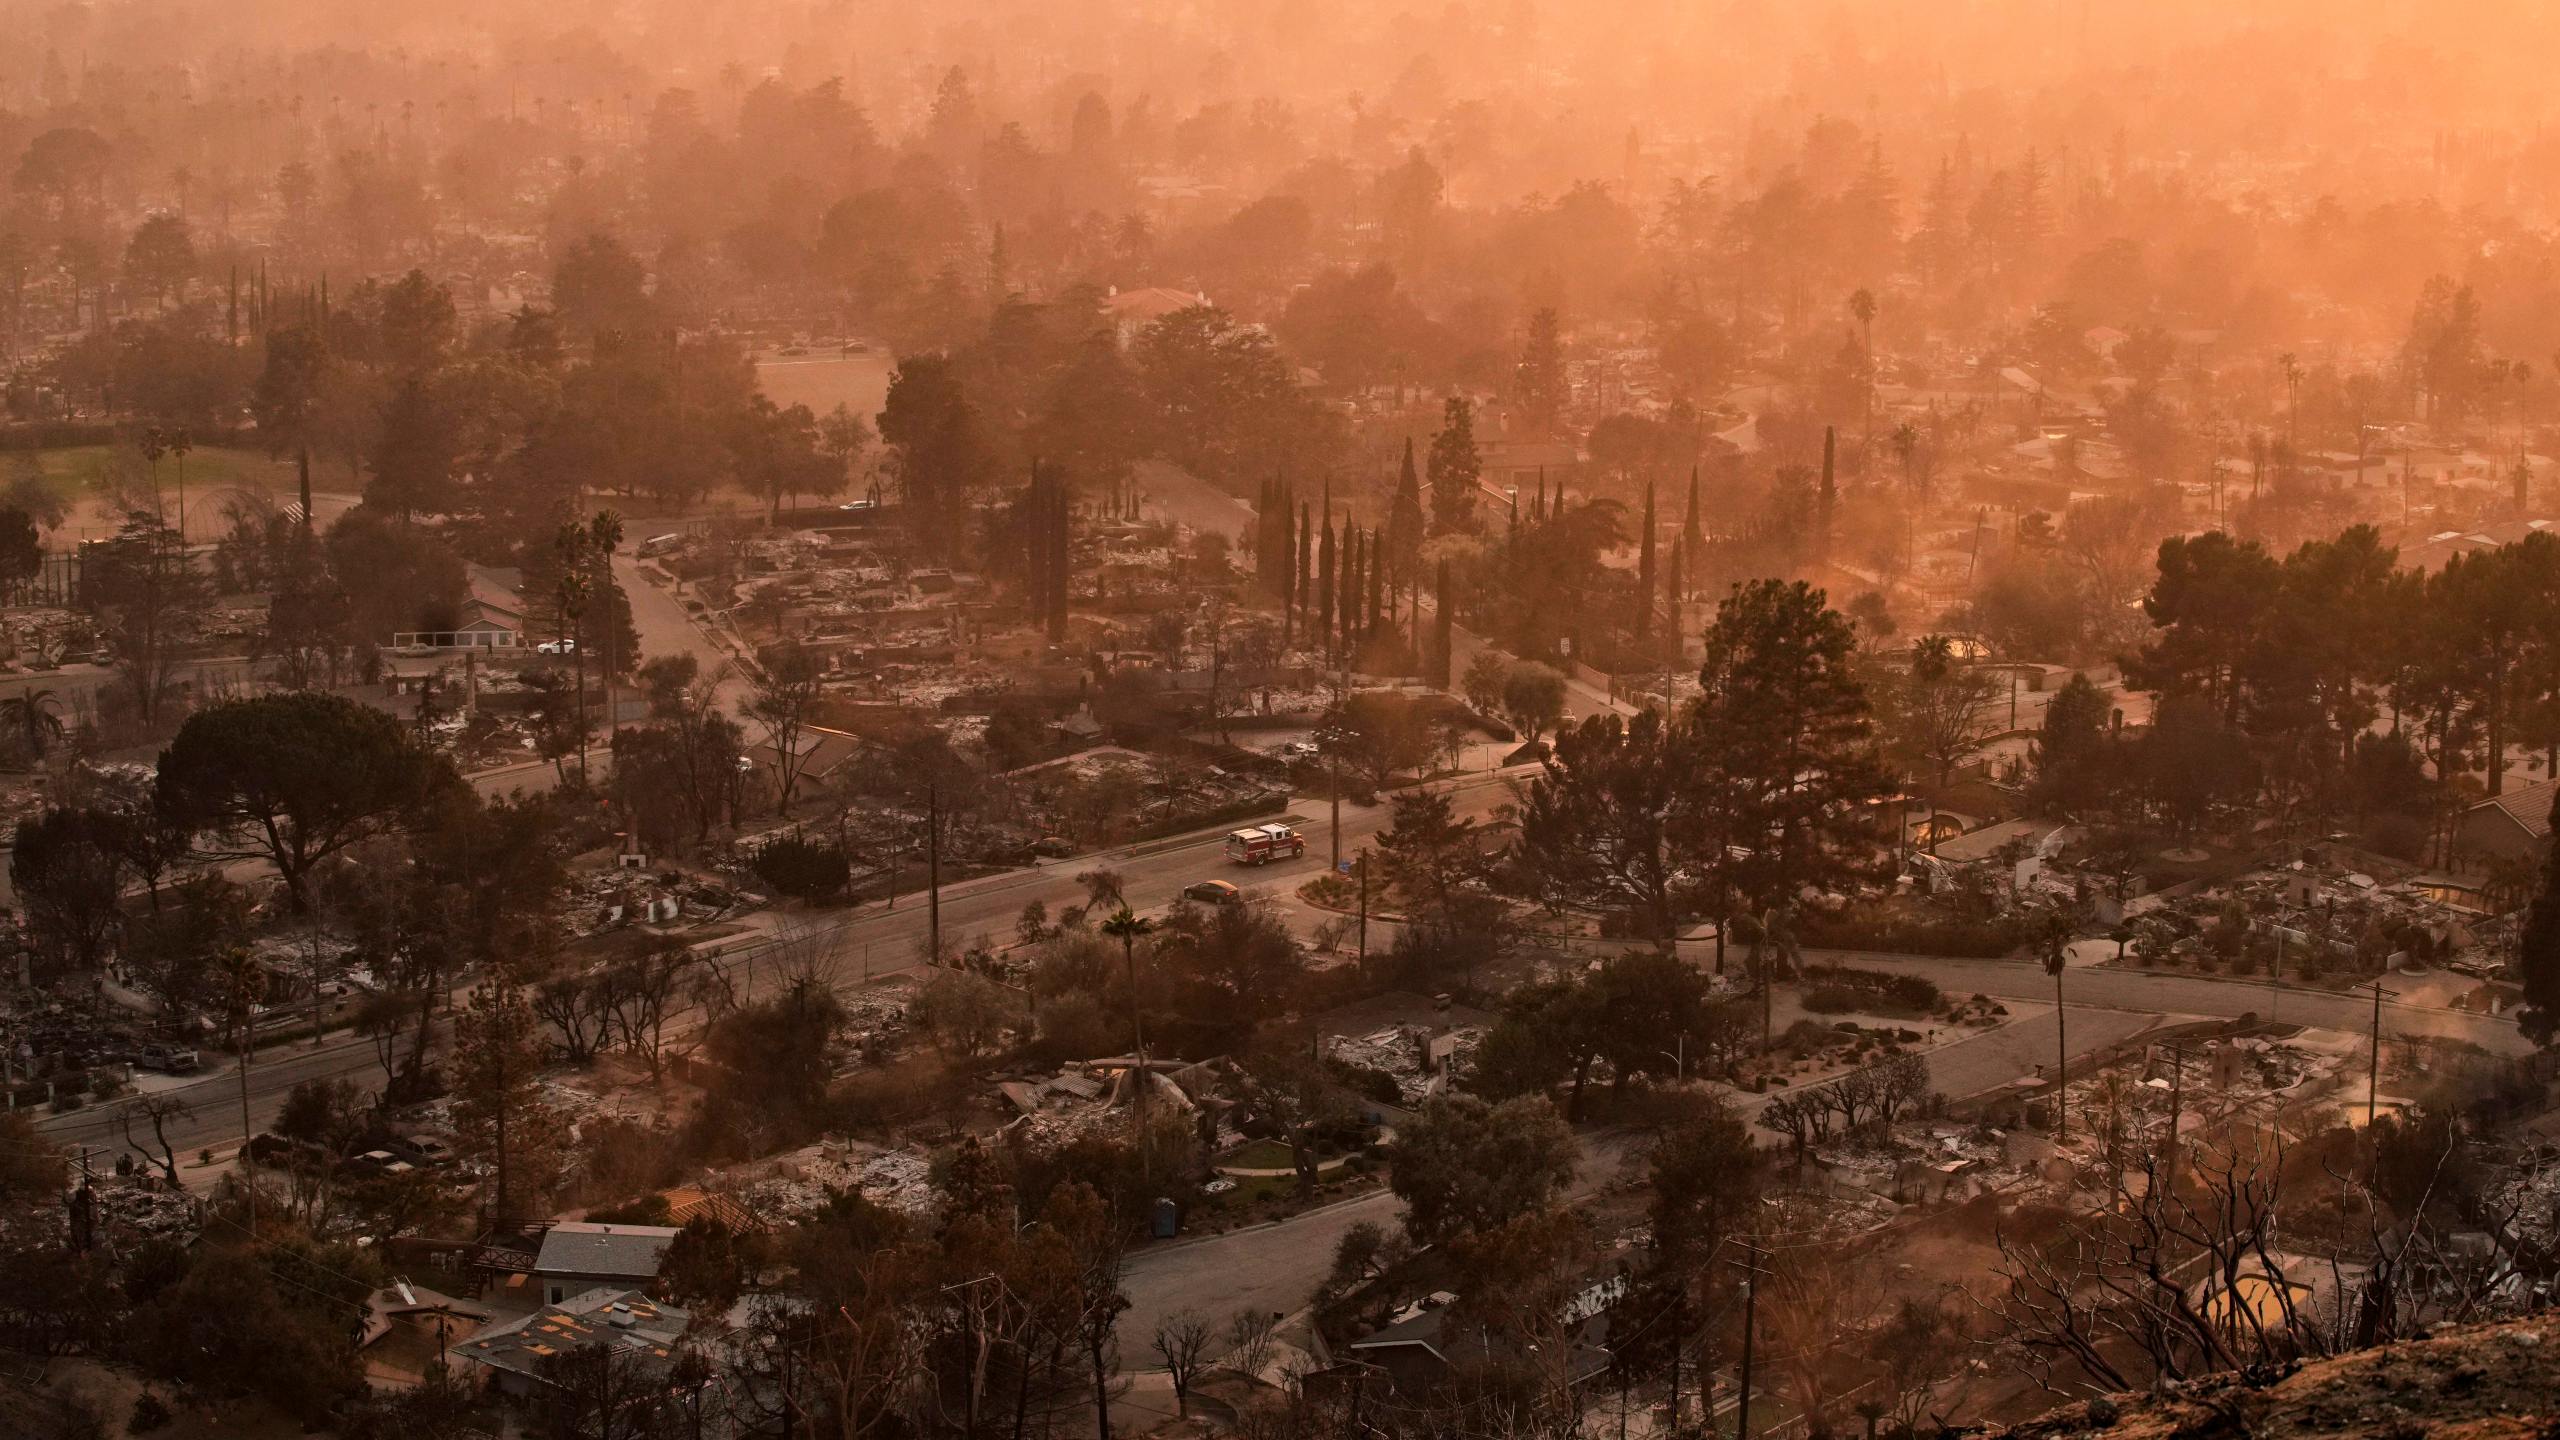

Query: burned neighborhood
left=2, top=3, right=2560, bottom=1439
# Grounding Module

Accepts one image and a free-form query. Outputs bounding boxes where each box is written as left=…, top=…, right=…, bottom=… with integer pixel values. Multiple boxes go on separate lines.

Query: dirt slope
left=1997, top=1321, right=2560, bottom=1440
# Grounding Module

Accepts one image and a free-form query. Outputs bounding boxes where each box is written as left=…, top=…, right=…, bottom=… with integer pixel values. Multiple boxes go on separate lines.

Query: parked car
left=136, top=1044, right=200, bottom=1073
left=245, top=1133, right=328, bottom=1168
left=390, top=1134, right=457, bottom=1167
left=340, top=1149, right=417, bottom=1177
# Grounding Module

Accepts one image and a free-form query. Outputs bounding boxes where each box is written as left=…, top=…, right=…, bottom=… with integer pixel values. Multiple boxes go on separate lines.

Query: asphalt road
left=26, top=772, right=1472, bottom=1162
left=1118, top=1128, right=1646, bottom=1350
left=1114, top=946, right=2540, bottom=1360
left=1807, top=951, right=2533, bottom=1057
left=1114, top=999, right=2164, bottom=1357
left=40, top=548, right=2540, bottom=1337
left=40, top=771, right=2530, bottom=1170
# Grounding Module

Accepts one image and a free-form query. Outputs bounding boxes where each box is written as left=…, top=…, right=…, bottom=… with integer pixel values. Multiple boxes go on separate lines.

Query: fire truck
left=1223, top=823, right=1307, bottom=866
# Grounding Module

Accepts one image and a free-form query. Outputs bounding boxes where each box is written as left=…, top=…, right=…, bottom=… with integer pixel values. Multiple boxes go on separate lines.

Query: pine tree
left=2520, top=790, right=2560, bottom=1045
left=1026, top=464, right=1052, bottom=623
left=451, top=961, right=568, bottom=1220
left=1635, top=477, right=1658, bottom=643
left=1427, top=397, right=1483, bottom=534
left=1515, top=308, right=1566, bottom=434
left=1818, top=426, right=1837, bottom=558
left=1431, top=558, right=1454, bottom=688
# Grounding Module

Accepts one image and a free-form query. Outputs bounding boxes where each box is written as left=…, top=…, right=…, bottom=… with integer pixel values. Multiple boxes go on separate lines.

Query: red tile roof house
left=2454, top=777, right=2560, bottom=872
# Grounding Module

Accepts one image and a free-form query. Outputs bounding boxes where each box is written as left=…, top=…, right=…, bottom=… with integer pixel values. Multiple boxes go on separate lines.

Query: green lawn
left=14, top=442, right=283, bottom=499
left=1218, top=1139, right=1299, bottom=1171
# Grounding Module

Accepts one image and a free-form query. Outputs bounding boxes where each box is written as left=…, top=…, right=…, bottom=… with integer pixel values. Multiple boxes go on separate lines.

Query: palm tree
left=2040, top=908, right=2073, bottom=1141
left=557, top=568, right=591, bottom=786
left=556, top=522, right=594, bottom=785
left=215, top=943, right=267, bottom=1234
left=167, top=428, right=192, bottom=536
left=1099, top=907, right=1154, bottom=1059
left=1, top=687, right=65, bottom=762
left=140, top=427, right=168, bottom=518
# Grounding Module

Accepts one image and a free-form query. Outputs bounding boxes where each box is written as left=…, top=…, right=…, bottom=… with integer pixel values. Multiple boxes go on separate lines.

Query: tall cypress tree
left=1343, top=528, right=1365, bottom=655
left=1636, top=476, right=1658, bottom=644
left=1318, top=509, right=1337, bottom=664
left=1279, top=489, right=1298, bottom=640
left=1390, top=440, right=1426, bottom=579
left=1372, top=527, right=1392, bottom=638
left=1296, top=501, right=1313, bottom=641
left=1684, top=466, right=1703, bottom=592
left=1664, top=536, right=1686, bottom=656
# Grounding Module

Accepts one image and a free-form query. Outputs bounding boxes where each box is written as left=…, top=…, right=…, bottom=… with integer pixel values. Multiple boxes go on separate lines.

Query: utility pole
left=1357, top=851, right=1370, bottom=958
left=926, top=783, right=942, bottom=965
left=2357, top=980, right=2399, bottom=1126
left=2163, top=1041, right=2187, bottom=1194
left=2271, top=931, right=2284, bottom=1027
left=1329, top=764, right=1342, bottom=871
left=2044, top=915, right=2070, bottom=1141
left=1734, top=1243, right=1770, bottom=1440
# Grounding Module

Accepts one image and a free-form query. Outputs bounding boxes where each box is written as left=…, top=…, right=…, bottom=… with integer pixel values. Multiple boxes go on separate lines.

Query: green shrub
left=1801, top=984, right=1862, bottom=1013
left=1801, top=964, right=1943, bottom=1013
left=1325, top=1058, right=1405, bottom=1108
left=1797, top=907, right=2028, bottom=959
left=1777, top=1019, right=1835, bottom=1056
left=750, top=834, right=850, bottom=903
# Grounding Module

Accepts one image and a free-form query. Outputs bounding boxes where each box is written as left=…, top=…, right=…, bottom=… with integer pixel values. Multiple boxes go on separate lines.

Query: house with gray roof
left=453, top=1288, right=690, bottom=1399
left=532, top=1221, right=681, bottom=1306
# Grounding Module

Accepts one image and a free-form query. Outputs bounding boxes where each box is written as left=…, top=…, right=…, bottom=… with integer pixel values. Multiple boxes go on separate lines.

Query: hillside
left=1998, top=1322, right=2560, bottom=1440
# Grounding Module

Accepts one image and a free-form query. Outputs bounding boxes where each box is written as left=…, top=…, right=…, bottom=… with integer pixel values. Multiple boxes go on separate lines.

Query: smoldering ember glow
left=0, top=2, right=2558, bottom=1436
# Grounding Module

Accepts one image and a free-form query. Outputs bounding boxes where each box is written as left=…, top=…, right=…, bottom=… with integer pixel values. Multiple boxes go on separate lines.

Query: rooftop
left=533, top=1221, right=682, bottom=1279
left=2464, top=777, right=2560, bottom=839
left=452, top=1288, right=689, bottom=1384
